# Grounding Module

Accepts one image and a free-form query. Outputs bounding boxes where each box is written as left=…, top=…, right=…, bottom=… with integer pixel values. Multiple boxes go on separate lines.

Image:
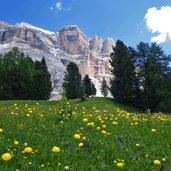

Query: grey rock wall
left=0, top=21, right=115, bottom=99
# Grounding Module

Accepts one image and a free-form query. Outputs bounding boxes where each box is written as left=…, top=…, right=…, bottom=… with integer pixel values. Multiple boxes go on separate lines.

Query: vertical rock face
left=59, top=25, right=89, bottom=54
left=0, top=21, right=115, bottom=99
left=89, top=36, right=103, bottom=53
left=102, top=38, right=115, bottom=54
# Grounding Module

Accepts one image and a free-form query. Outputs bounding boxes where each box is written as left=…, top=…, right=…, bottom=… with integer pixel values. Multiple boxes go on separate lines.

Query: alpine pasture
left=0, top=98, right=170, bottom=171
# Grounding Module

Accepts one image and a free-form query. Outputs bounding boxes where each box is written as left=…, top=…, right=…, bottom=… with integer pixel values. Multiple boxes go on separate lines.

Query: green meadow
left=0, top=97, right=170, bottom=171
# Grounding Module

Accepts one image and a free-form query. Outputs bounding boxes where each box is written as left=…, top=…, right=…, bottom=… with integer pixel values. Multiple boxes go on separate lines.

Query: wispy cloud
left=49, top=6, right=54, bottom=10
left=145, top=6, right=171, bottom=44
left=56, top=2, right=62, bottom=11
left=50, top=0, right=74, bottom=12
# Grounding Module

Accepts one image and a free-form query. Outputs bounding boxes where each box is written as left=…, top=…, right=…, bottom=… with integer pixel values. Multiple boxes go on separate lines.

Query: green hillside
left=0, top=98, right=170, bottom=171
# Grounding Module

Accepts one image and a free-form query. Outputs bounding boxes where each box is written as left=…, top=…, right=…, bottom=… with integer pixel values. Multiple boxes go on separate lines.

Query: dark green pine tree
left=110, top=40, right=138, bottom=104
left=91, top=82, right=97, bottom=97
left=157, top=71, right=171, bottom=112
left=32, top=57, right=52, bottom=100
left=0, top=47, right=34, bottom=99
left=41, top=57, right=52, bottom=99
left=0, top=54, right=4, bottom=99
left=101, top=77, right=108, bottom=97
left=137, top=42, right=171, bottom=111
left=83, top=74, right=92, bottom=97
left=16, top=54, right=35, bottom=99
left=0, top=47, right=21, bottom=99
left=79, top=81, right=86, bottom=101
left=0, top=48, right=52, bottom=100
left=63, top=62, right=82, bottom=99
left=127, top=47, right=141, bottom=106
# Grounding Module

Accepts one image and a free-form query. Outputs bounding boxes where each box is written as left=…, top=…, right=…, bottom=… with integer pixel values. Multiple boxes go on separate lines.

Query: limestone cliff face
left=0, top=21, right=115, bottom=99
left=59, top=25, right=89, bottom=55
left=89, top=36, right=103, bottom=53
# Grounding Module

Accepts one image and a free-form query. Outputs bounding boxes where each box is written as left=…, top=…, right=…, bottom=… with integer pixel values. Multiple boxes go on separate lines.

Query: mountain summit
left=0, top=22, right=115, bottom=99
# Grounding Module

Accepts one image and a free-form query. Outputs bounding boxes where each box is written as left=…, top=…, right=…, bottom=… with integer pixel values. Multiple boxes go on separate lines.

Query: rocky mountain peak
left=59, top=25, right=89, bottom=55
left=89, top=36, right=103, bottom=53
left=102, top=38, right=115, bottom=54
left=16, top=22, right=55, bottom=35
left=0, top=21, right=12, bottom=30
left=0, top=21, right=115, bottom=99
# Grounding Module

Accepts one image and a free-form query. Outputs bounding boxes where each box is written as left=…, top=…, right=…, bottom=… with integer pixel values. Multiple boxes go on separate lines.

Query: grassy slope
left=0, top=97, right=137, bottom=112
left=0, top=97, right=170, bottom=171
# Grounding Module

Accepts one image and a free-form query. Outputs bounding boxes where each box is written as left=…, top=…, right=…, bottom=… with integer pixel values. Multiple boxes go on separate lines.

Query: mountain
left=0, top=21, right=115, bottom=99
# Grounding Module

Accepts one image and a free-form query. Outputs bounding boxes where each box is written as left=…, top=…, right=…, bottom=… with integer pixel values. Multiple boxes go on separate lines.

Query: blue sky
left=0, top=0, right=171, bottom=54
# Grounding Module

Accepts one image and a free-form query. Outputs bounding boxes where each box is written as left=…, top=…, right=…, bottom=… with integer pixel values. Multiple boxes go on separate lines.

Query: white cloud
left=56, top=2, right=62, bottom=11
left=151, top=33, right=167, bottom=43
left=145, top=6, right=171, bottom=43
left=50, top=1, right=73, bottom=12
left=49, top=6, right=54, bottom=10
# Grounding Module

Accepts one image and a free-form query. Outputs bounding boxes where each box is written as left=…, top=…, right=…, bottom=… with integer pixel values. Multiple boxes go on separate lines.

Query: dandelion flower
left=112, top=121, right=118, bottom=125
left=153, top=160, right=161, bottom=165
left=78, top=143, right=84, bottom=147
left=1, top=153, right=12, bottom=161
left=135, top=144, right=140, bottom=147
left=101, top=130, right=107, bottom=134
left=116, top=162, right=124, bottom=168
left=83, top=118, right=88, bottom=122
left=162, top=158, right=166, bottom=162
left=102, top=125, right=106, bottom=128
left=52, top=146, right=60, bottom=153
left=24, top=147, right=33, bottom=153
left=14, top=140, right=19, bottom=145
left=64, top=166, right=69, bottom=170
left=74, top=134, right=81, bottom=139
left=151, top=129, right=156, bottom=132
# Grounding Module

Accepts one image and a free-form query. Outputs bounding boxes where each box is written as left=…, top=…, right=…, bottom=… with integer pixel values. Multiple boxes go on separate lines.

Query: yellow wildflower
left=52, top=146, right=60, bottom=153
left=64, top=166, right=69, bottom=170
left=151, top=129, right=156, bottom=132
left=14, top=140, right=19, bottom=145
left=78, top=143, right=84, bottom=147
left=24, top=147, right=33, bottom=153
left=135, top=144, right=140, bottom=147
left=83, top=118, right=88, bottom=122
left=1, top=153, right=12, bottom=161
left=74, top=134, right=81, bottom=139
left=112, top=121, right=118, bottom=125
left=153, top=160, right=161, bottom=165
left=101, top=130, right=107, bottom=134
left=116, top=162, right=124, bottom=168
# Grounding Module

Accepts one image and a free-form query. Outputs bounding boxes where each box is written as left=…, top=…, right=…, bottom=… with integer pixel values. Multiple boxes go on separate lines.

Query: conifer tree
left=91, top=82, right=97, bottom=97
left=79, top=81, right=86, bottom=101
left=32, top=57, right=52, bottom=100
left=110, top=40, right=138, bottom=104
left=136, top=42, right=171, bottom=110
left=0, top=48, right=52, bottom=100
left=101, top=77, right=108, bottom=97
left=63, top=62, right=82, bottom=99
left=41, top=57, right=52, bottom=99
left=83, top=74, right=92, bottom=97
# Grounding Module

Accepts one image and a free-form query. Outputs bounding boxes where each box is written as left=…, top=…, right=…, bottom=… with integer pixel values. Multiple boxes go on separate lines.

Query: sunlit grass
left=0, top=97, right=170, bottom=171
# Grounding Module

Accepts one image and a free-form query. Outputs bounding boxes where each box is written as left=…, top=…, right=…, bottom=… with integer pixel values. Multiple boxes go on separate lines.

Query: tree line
left=110, top=40, right=171, bottom=113
left=0, top=47, right=52, bottom=100
left=61, top=40, right=170, bottom=113
left=0, top=42, right=170, bottom=113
